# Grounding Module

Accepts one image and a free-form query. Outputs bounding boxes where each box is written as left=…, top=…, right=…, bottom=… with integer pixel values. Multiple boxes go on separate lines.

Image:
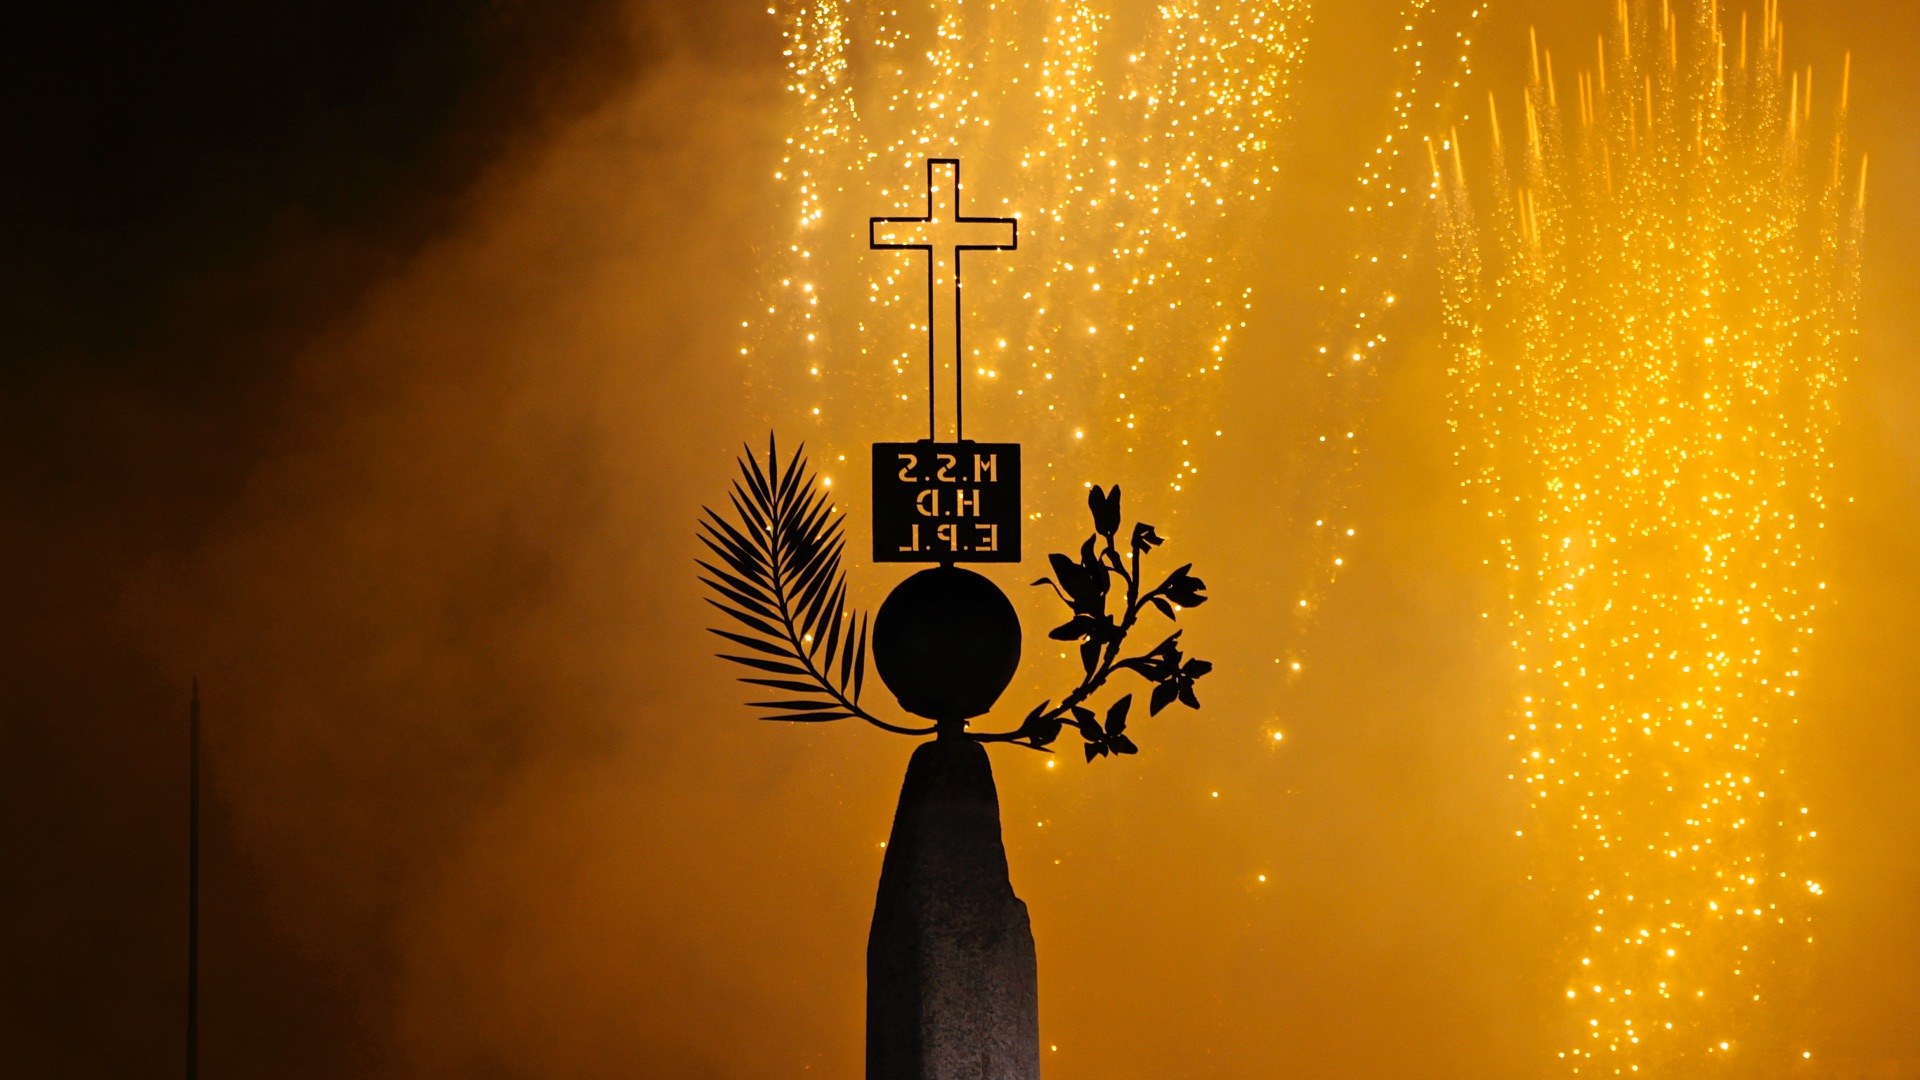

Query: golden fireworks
left=752, top=0, right=1492, bottom=676
left=1436, top=1, right=1864, bottom=1073
left=746, top=2, right=1873, bottom=1068
left=750, top=0, right=1309, bottom=506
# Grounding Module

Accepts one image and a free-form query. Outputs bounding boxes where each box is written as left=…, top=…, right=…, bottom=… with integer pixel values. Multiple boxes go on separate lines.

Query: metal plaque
left=871, top=442, right=1021, bottom=563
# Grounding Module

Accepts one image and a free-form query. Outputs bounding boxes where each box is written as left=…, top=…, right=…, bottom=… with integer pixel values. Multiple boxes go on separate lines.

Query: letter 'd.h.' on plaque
left=871, top=442, right=1021, bottom=563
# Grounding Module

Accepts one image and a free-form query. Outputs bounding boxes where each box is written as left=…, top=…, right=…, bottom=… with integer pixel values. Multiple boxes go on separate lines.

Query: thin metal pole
left=954, top=261, right=964, bottom=442
left=926, top=244, right=937, bottom=441
left=187, top=678, right=199, bottom=1080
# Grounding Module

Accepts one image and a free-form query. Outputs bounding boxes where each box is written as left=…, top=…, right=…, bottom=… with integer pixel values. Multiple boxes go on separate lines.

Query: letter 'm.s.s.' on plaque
left=871, top=442, right=1021, bottom=563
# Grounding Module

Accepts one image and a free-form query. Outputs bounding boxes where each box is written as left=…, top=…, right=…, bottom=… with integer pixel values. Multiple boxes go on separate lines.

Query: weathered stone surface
left=868, top=736, right=1039, bottom=1080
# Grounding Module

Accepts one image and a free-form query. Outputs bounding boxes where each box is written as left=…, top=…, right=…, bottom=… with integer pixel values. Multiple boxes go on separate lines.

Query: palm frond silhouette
left=698, top=436, right=933, bottom=736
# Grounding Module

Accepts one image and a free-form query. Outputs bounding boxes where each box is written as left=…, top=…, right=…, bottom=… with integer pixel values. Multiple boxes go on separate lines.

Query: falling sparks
left=751, top=0, right=1308, bottom=498
left=1436, top=2, right=1864, bottom=1074
left=1280, top=0, right=1486, bottom=661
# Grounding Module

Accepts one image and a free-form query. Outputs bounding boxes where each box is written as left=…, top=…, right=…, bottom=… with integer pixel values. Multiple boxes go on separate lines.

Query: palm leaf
left=741, top=677, right=836, bottom=695
left=702, top=513, right=769, bottom=581
left=820, top=590, right=845, bottom=668
left=759, top=710, right=853, bottom=724
left=742, top=437, right=774, bottom=502
left=695, top=569, right=778, bottom=622
left=708, top=629, right=789, bottom=656
left=838, top=603, right=858, bottom=693
left=796, top=552, right=843, bottom=641
left=717, top=654, right=810, bottom=675
left=703, top=600, right=784, bottom=641
left=698, top=434, right=876, bottom=728
left=775, top=443, right=806, bottom=511
left=699, top=513, right=763, bottom=568
left=852, top=613, right=868, bottom=702
left=788, top=524, right=839, bottom=596
left=729, top=481, right=769, bottom=532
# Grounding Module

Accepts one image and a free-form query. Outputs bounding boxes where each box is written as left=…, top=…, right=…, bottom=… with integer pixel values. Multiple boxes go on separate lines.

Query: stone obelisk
left=867, top=734, right=1038, bottom=1080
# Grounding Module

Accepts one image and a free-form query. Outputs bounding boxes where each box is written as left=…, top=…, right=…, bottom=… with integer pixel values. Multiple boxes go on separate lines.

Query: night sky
left=4, top=2, right=1919, bottom=1077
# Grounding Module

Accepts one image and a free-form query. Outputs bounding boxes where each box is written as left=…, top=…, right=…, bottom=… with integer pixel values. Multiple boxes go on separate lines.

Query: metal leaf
left=704, top=599, right=783, bottom=640
left=696, top=570, right=778, bottom=622
left=786, top=507, right=840, bottom=583
left=790, top=530, right=840, bottom=602
left=729, top=480, right=769, bottom=533
left=741, top=678, right=832, bottom=694
left=1150, top=682, right=1179, bottom=715
left=717, top=654, right=809, bottom=676
left=708, top=629, right=788, bottom=656
left=742, top=439, right=774, bottom=505
left=821, top=588, right=845, bottom=668
left=853, top=613, right=868, bottom=703
left=834, top=588, right=854, bottom=689
left=696, top=530, right=767, bottom=584
left=782, top=491, right=835, bottom=562
left=797, top=552, right=843, bottom=640
left=696, top=562, right=775, bottom=605
left=762, top=710, right=854, bottom=724
left=703, top=511, right=770, bottom=578
left=787, top=525, right=843, bottom=592
left=700, top=435, right=881, bottom=730
left=775, top=443, right=807, bottom=511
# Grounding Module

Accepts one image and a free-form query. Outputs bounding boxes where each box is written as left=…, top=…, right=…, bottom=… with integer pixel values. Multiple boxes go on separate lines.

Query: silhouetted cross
left=871, top=158, right=1017, bottom=442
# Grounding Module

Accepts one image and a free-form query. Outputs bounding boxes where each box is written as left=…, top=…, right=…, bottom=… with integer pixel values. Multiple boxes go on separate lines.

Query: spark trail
left=1435, top=1, right=1864, bottom=1073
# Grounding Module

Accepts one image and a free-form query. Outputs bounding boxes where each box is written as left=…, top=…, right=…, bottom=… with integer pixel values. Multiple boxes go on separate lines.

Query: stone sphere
left=872, top=566, right=1022, bottom=723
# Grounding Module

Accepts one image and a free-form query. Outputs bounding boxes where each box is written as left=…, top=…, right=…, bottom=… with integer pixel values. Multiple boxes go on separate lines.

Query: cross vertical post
left=870, top=158, right=1017, bottom=442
